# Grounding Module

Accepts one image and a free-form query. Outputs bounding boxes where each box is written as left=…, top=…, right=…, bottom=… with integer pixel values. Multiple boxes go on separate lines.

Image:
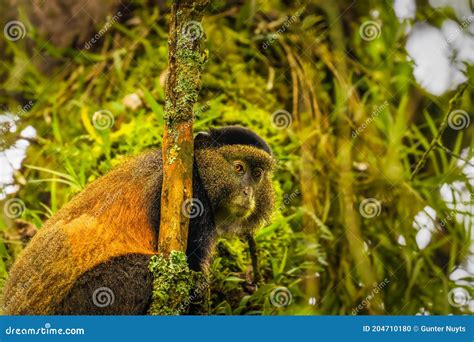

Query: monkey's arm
left=247, top=233, right=260, bottom=284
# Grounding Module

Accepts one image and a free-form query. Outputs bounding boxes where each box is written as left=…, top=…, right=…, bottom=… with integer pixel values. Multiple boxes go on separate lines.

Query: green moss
left=164, top=36, right=205, bottom=123
left=167, top=143, right=180, bottom=164
left=147, top=251, right=205, bottom=315
left=175, top=45, right=203, bottom=65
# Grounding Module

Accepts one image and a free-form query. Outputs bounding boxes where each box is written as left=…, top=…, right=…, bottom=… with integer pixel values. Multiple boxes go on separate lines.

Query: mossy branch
left=151, top=0, right=209, bottom=315
left=159, top=0, right=209, bottom=254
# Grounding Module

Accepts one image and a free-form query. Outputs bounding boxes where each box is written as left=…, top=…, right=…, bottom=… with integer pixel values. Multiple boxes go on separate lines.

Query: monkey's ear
left=194, top=131, right=212, bottom=148
left=195, top=131, right=210, bottom=139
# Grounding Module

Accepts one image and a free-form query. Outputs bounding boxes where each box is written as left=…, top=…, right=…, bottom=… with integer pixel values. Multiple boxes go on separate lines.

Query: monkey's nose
left=243, top=187, right=251, bottom=196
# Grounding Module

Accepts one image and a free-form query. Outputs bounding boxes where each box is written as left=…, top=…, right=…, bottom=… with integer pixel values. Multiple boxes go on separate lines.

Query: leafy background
left=0, top=0, right=473, bottom=315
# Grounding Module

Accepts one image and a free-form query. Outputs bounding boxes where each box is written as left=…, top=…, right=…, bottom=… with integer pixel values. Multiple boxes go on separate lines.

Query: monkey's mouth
left=233, top=204, right=251, bottom=215
left=229, top=200, right=255, bottom=218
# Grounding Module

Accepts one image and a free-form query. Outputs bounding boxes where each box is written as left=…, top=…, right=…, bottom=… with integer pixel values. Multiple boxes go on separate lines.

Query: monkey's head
left=194, top=126, right=275, bottom=236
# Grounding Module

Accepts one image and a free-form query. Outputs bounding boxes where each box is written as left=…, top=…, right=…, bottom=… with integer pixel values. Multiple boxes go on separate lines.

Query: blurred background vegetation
left=0, top=0, right=473, bottom=315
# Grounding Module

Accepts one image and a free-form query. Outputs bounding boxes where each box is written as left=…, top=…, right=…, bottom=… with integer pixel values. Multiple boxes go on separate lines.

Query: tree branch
left=159, top=0, right=209, bottom=255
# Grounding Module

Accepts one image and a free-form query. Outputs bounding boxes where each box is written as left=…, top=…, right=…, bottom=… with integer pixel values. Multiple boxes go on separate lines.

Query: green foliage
left=148, top=251, right=205, bottom=315
left=0, top=0, right=472, bottom=315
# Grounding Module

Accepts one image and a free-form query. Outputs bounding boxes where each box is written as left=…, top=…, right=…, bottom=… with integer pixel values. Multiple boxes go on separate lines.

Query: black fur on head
left=194, top=126, right=272, bottom=156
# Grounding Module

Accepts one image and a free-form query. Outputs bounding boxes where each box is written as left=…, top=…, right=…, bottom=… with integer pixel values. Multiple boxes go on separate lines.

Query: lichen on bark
left=147, top=251, right=205, bottom=315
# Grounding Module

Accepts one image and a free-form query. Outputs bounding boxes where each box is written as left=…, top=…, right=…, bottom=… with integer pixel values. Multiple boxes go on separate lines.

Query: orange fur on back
left=2, top=152, right=160, bottom=314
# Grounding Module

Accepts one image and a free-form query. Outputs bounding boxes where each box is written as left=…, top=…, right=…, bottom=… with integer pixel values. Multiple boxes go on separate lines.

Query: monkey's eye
left=233, top=161, right=246, bottom=174
left=252, top=168, right=263, bottom=179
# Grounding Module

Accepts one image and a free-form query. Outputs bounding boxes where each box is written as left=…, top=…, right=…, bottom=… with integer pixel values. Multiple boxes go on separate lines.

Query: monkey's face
left=222, top=158, right=262, bottom=218
left=195, top=145, right=275, bottom=235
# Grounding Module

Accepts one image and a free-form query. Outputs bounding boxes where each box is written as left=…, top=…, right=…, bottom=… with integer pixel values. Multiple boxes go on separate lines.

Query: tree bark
left=159, top=0, right=209, bottom=255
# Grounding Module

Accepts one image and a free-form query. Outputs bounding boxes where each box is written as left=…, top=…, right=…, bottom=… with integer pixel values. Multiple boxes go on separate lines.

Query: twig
left=410, top=85, right=467, bottom=180
left=435, top=142, right=474, bottom=167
